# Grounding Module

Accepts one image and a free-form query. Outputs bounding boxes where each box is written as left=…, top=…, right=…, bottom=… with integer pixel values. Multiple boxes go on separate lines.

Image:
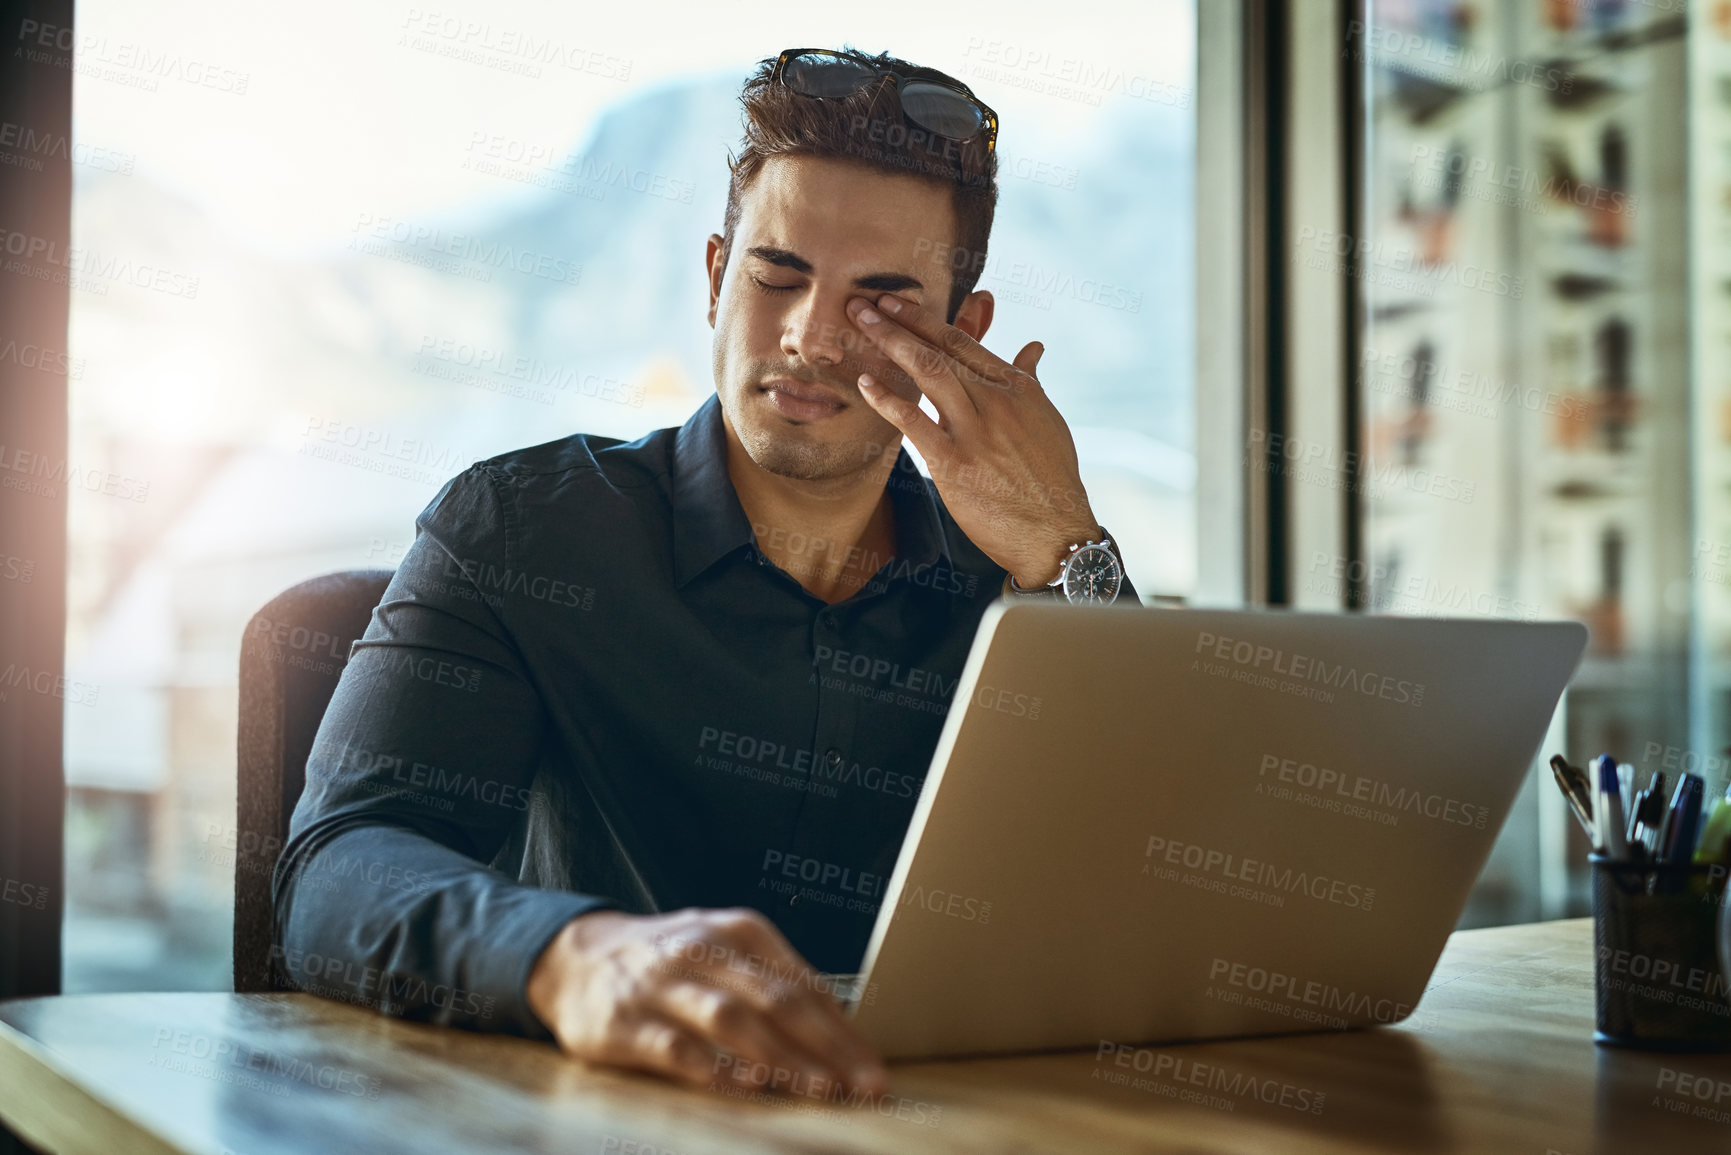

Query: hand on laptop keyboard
left=526, top=906, right=889, bottom=1098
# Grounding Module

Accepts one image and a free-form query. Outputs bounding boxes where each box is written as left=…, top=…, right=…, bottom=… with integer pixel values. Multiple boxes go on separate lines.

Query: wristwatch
left=1002, top=528, right=1123, bottom=605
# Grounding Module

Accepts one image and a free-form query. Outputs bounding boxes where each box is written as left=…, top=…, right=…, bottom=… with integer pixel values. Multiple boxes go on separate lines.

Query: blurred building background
left=1359, top=0, right=1707, bottom=923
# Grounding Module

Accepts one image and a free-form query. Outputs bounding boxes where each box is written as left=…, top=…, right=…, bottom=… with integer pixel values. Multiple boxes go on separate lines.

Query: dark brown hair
left=720, top=47, right=999, bottom=323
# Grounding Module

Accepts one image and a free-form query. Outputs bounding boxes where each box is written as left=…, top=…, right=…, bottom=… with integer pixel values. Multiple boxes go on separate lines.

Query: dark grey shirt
left=273, top=392, right=1136, bottom=1039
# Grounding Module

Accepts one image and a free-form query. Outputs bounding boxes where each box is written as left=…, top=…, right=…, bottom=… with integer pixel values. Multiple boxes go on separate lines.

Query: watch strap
left=1002, top=572, right=1054, bottom=599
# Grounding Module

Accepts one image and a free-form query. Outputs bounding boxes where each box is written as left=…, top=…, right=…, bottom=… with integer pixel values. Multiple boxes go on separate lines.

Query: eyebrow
left=744, top=245, right=925, bottom=293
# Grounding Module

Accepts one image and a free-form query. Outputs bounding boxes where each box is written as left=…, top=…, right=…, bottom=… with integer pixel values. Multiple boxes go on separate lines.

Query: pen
left=1561, top=756, right=1595, bottom=812
left=1628, top=770, right=1666, bottom=857
left=1657, top=773, right=1705, bottom=865
left=1593, top=754, right=1629, bottom=860
left=1550, top=755, right=1595, bottom=841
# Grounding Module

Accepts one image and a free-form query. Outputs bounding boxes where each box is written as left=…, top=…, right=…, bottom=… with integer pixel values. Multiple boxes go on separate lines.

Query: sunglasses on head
left=769, top=48, right=999, bottom=153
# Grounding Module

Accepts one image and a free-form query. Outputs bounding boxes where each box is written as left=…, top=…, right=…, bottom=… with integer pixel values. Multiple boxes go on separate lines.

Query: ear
left=705, top=233, right=726, bottom=328
left=951, top=289, right=995, bottom=343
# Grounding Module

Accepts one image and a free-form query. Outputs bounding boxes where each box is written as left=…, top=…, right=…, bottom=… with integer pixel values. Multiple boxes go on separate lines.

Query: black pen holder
left=1590, top=854, right=1731, bottom=1051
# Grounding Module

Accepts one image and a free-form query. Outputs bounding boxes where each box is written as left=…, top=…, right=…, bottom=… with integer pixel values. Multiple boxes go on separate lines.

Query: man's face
left=706, top=154, right=988, bottom=483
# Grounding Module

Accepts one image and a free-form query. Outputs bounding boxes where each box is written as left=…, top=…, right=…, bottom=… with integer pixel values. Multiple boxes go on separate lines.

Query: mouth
left=760, top=378, right=847, bottom=423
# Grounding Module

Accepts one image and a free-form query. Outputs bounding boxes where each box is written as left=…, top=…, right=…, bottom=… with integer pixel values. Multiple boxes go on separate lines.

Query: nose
left=781, top=290, right=848, bottom=369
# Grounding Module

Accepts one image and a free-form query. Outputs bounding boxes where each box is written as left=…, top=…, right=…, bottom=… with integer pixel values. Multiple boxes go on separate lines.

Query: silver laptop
left=832, top=602, right=1587, bottom=1060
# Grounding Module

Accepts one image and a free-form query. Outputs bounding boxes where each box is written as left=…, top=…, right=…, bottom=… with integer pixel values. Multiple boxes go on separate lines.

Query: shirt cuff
left=481, top=889, right=620, bottom=1042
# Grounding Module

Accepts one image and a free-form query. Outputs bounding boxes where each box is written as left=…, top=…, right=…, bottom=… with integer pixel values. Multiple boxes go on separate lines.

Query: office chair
left=233, top=568, right=393, bottom=993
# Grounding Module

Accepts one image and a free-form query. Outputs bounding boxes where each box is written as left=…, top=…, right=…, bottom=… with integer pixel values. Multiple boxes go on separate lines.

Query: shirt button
left=788, top=893, right=801, bottom=907
left=824, top=748, right=843, bottom=768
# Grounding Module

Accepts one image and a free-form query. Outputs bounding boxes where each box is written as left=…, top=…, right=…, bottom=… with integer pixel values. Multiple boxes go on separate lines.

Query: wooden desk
left=1, top=918, right=1727, bottom=1154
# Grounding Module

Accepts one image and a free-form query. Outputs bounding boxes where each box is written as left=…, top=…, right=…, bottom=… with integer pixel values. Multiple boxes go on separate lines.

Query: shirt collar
left=670, top=392, right=954, bottom=590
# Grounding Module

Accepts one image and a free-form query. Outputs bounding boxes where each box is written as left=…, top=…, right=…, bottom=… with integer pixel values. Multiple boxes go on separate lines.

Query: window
left=1356, top=0, right=1699, bottom=923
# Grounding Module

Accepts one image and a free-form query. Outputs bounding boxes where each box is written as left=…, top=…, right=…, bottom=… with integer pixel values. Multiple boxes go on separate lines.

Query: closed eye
left=751, top=276, right=799, bottom=294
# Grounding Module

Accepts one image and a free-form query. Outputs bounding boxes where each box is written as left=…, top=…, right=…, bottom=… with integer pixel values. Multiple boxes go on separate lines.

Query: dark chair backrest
left=234, top=568, right=393, bottom=992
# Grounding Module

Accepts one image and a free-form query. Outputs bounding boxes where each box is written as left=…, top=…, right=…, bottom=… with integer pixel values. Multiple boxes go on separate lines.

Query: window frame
left=0, top=0, right=74, bottom=1004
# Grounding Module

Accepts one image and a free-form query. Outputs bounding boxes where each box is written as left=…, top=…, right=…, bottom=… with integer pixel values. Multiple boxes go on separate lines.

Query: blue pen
left=1658, top=773, right=1705, bottom=865
left=1593, top=754, right=1629, bottom=859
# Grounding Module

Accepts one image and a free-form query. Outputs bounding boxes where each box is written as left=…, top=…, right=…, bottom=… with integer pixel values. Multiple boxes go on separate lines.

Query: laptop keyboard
left=821, top=972, right=864, bottom=1009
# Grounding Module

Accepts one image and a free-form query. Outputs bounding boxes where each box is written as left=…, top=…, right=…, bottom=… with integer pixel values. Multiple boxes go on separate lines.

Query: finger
left=870, top=294, right=1023, bottom=401
left=849, top=299, right=979, bottom=426
left=599, top=1015, right=723, bottom=1091
left=858, top=373, right=950, bottom=471
left=678, top=909, right=886, bottom=1094
left=657, top=980, right=840, bottom=1092
left=706, top=917, right=889, bottom=1096
left=753, top=972, right=890, bottom=1098
left=1013, top=340, right=1045, bottom=379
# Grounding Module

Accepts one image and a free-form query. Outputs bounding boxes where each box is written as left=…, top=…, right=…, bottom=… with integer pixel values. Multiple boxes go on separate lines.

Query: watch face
left=1062, top=544, right=1123, bottom=604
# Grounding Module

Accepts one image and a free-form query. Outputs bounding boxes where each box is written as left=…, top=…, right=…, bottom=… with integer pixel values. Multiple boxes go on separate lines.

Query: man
left=273, top=46, right=1136, bottom=1100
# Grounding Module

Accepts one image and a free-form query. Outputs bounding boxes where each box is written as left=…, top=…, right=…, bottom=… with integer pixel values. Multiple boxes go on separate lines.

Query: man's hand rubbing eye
left=846, top=293, right=1100, bottom=590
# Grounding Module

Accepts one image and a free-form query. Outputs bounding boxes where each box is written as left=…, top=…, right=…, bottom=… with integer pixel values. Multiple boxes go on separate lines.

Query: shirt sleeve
left=272, top=463, right=615, bottom=1040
